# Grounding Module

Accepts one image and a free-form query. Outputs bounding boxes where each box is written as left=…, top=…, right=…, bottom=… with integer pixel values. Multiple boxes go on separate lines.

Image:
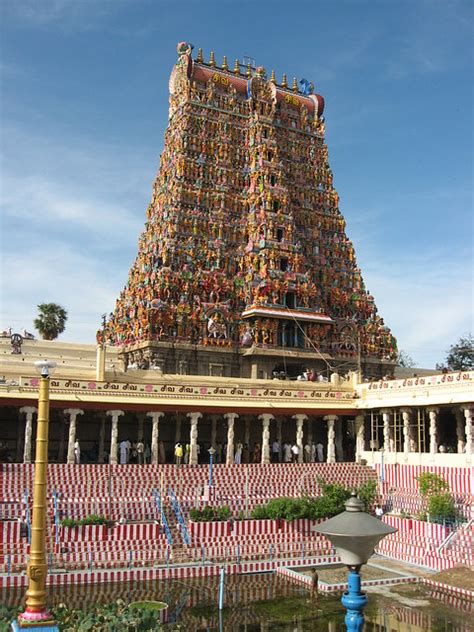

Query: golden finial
left=196, top=48, right=203, bottom=63
left=281, top=73, right=288, bottom=88
left=233, top=58, right=240, bottom=74
left=246, top=63, right=252, bottom=78
left=222, top=55, right=228, bottom=71
left=270, top=69, right=276, bottom=84
left=292, top=77, right=298, bottom=92
left=209, top=51, right=216, bottom=67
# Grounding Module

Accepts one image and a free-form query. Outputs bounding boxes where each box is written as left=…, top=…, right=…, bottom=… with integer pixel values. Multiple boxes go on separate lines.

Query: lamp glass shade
left=34, top=360, right=57, bottom=377
left=316, top=495, right=397, bottom=566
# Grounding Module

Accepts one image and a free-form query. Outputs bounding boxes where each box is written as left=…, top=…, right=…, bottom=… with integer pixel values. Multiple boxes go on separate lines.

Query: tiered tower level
left=102, top=43, right=397, bottom=379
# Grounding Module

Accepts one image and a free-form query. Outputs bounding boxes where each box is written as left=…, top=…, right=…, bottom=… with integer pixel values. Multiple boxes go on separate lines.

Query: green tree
left=436, top=334, right=474, bottom=371
left=33, top=303, right=68, bottom=340
left=416, top=472, right=449, bottom=498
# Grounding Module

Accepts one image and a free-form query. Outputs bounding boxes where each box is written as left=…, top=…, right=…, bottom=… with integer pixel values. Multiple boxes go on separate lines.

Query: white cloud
left=0, top=242, right=128, bottom=342
left=2, top=173, right=142, bottom=242
left=361, top=253, right=473, bottom=368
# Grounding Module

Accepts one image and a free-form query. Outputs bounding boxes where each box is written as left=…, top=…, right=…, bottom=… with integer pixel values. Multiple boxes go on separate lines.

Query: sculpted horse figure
left=207, top=314, right=227, bottom=339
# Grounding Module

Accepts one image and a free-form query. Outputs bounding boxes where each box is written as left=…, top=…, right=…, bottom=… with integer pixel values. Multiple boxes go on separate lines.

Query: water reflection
left=3, top=573, right=471, bottom=631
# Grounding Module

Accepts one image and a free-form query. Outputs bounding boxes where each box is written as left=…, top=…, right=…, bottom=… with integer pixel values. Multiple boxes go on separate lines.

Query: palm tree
left=34, top=303, right=68, bottom=340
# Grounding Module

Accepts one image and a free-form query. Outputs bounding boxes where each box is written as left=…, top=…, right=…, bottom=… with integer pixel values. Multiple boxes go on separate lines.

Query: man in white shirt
left=291, top=443, right=299, bottom=463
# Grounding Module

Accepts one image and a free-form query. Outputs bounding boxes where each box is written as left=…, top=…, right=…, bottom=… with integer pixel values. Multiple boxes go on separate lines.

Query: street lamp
left=12, top=361, right=59, bottom=632
left=208, top=447, right=216, bottom=489
left=316, top=494, right=397, bottom=632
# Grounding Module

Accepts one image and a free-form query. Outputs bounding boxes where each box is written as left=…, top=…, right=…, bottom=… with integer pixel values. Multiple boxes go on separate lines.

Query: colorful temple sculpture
left=101, top=42, right=397, bottom=379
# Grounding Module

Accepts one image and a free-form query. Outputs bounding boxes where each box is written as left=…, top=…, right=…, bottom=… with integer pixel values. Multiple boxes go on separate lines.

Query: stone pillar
left=187, top=412, right=202, bottom=465
left=106, top=410, right=124, bottom=465
left=147, top=412, right=164, bottom=465
left=354, top=414, right=365, bottom=463
left=258, top=414, right=274, bottom=464
left=277, top=418, right=283, bottom=461
left=98, top=414, right=106, bottom=464
left=16, top=409, right=25, bottom=463
left=20, top=407, right=37, bottom=464
left=401, top=409, right=412, bottom=461
left=174, top=415, right=182, bottom=444
left=324, top=415, right=337, bottom=463
left=453, top=408, right=466, bottom=454
left=381, top=410, right=392, bottom=451
left=64, top=409, right=84, bottom=464
left=211, top=415, right=218, bottom=449
left=335, top=419, right=344, bottom=461
left=427, top=407, right=439, bottom=459
left=224, top=413, right=238, bottom=465
left=461, top=406, right=473, bottom=463
left=292, top=414, right=307, bottom=464
left=307, top=418, right=313, bottom=449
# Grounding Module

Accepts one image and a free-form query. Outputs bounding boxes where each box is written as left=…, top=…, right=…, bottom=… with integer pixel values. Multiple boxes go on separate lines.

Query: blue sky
left=1, top=0, right=472, bottom=368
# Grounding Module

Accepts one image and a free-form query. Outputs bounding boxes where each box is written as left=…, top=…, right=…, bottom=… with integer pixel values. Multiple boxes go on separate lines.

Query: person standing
left=144, top=443, right=151, bottom=464
left=271, top=439, right=280, bottom=463
left=283, top=442, right=292, bottom=463
left=310, top=569, right=319, bottom=598
left=174, top=442, right=183, bottom=465
left=304, top=442, right=311, bottom=463
left=316, top=441, right=324, bottom=463
left=310, top=442, right=316, bottom=463
left=291, top=443, right=299, bottom=463
left=234, top=442, right=243, bottom=464
left=119, top=439, right=128, bottom=465
left=136, top=440, right=144, bottom=464
left=184, top=443, right=190, bottom=465
left=253, top=443, right=261, bottom=463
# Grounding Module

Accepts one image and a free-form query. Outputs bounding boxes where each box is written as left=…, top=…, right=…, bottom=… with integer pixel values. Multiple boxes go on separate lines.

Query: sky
left=1, top=0, right=473, bottom=368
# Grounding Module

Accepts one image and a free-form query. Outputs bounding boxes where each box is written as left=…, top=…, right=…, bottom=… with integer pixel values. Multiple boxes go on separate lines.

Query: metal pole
left=16, top=368, right=59, bottom=629
left=209, top=453, right=213, bottom=488
left=218, top=567, right=225, bottom=610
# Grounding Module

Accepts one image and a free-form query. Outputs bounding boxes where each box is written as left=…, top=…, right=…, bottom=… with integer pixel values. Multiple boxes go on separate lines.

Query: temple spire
left=196, top=48, right=203, bottom=63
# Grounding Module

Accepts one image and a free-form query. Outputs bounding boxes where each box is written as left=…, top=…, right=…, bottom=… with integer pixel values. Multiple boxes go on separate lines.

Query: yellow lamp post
left=12, top=361, right=59, bottom=632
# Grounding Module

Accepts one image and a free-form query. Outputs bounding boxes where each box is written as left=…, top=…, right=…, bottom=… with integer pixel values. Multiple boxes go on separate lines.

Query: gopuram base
left=120, top=339, right=395, bottom=381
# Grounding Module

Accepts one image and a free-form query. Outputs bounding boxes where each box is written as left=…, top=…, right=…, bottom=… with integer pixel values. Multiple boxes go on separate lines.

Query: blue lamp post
left=317, top=494, right=397, bottom=632
left=208, top=446, right=216, bottom=489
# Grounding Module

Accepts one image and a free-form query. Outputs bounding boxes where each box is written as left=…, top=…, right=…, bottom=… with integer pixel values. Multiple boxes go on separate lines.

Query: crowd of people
left=169, top=439, right=327, bottom=465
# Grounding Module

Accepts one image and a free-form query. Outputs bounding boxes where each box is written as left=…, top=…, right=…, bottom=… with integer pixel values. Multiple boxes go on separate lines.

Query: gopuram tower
left=101, top=42, right=397, bottom=380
